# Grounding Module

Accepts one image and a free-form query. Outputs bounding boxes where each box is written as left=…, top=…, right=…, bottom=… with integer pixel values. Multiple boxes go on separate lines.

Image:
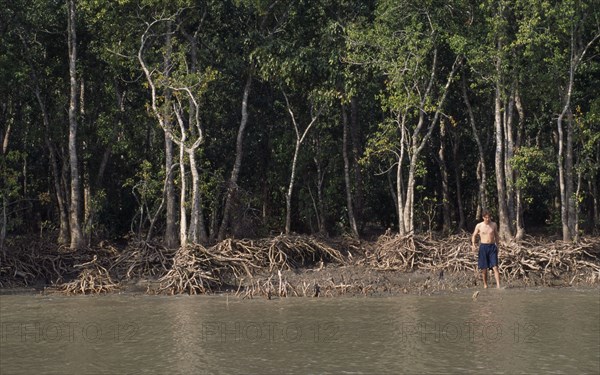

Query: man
left=471, top=211, right=501, bottom=288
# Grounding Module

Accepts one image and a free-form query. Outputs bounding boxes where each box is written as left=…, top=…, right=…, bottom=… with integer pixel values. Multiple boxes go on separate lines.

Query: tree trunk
left=31, top=77, right=69, bottom=244
left=188, top=149, right=208, bottom=244
left=555, top=23, right=599, bottom=242
left=218, top=75, right=252, bottom=240
left=67, top=0, right=84, bottom=250
left=462, top=74, right=487, bottom=215
left=2, top=121, right=10, bottom=155
left=503, top=86, right=516, bottom=234
left=566, top=111, right=576, bottom=238
left=313, top=152, right=326, bottom=235
left=164, top=133, right=177, bottom=247
left=342, top=104, right=359, bottom=237
left=514, top=88, right=525, bottom=240
left=349, top=97, right=364, bottom=228
left=163, top=21, right=177, bottom=248
left=493, top=43, right=513, bottom=241
left=282, top=91, right=322, bottom=234
left=591, top=177, right=598, bottom=230
left=451, top=131, right=465, bottom=231
left=179, top=140, right=187, bottom=247
left=285, top=141, right=301, bottom=235
left=438, top=121, right=451, bottom=233
left=401, top=54, right=461, bottom=234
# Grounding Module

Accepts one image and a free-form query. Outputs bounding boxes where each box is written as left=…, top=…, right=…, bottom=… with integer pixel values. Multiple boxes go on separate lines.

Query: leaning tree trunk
left=282, top=91, right=322, bottom=234
left=67, top=0, right=84, bottom=250
left=218, top=75, right=252, bottom=241
left=22, top=32, right=71, bottom=245
left=401, top=54, right=461, bottom=234
left=556, top=24, right=599, bottom=241
left=35, top=86, right=70, bottom=245
left=462, top=74, right=487, bottom=216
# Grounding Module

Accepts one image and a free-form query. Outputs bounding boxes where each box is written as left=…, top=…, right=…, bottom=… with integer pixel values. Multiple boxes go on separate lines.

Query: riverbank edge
left=1, top=233, right=599, bottom=297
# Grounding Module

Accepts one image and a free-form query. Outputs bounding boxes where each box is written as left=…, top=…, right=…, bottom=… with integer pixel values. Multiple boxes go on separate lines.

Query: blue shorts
left=478, top=243, right=498, bottom=270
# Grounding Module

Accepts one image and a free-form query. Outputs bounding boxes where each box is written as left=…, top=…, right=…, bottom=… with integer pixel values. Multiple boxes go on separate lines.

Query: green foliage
left=123, top=160, right=166, bottom=236
left=511, top=146, right=556, bottom=205
left=3, top=0, right=599, bottom=240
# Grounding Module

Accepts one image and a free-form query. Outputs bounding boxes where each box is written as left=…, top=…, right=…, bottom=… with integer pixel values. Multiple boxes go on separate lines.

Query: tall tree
left=552, top=0, right=599, bottom=241
left=348, top=0, right=462, bottom=234
left=67, top=0, right=84, bottom=249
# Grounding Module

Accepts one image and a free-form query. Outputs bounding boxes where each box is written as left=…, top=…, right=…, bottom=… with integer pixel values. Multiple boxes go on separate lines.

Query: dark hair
left=482, top=211, right=491, bottom=218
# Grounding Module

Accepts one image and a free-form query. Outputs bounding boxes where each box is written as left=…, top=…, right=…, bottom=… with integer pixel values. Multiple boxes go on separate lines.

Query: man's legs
left=492, top=266, right=501, bottom=288
left=481, top=269, right=488, bottom=288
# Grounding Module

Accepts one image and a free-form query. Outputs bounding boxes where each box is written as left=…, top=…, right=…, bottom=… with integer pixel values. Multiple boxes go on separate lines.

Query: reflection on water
left=1, top=288, right=598, bottom=374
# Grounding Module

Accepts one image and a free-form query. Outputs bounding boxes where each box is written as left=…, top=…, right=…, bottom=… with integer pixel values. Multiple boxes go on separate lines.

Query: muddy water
left=1, top=288, right=598, bottom=374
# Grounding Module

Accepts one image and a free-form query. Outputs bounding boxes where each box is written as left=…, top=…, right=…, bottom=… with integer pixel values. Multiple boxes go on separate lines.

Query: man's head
left=482, top=211, right=491, bottom=223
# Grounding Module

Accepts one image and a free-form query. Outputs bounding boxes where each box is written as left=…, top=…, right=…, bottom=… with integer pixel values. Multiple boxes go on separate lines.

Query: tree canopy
left=1, top=0, right=598, bottom=249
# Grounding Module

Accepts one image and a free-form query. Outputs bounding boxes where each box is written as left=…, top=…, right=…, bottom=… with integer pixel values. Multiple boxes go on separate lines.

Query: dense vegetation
left=1, top=0, right=599, bottom=251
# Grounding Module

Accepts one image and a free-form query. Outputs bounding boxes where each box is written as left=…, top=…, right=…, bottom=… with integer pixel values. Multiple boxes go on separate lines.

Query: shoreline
left=2, top=265, right=598, bottom=298
left=1, top=233, right=599, bottom=297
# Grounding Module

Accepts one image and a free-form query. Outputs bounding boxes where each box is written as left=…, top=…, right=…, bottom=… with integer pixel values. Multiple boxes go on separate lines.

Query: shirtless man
left=471, top=211, right=501, bottom=288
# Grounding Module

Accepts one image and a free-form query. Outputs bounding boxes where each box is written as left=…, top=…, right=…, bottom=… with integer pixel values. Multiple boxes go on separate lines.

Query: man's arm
left=493, top=223, right=499, bottom=252
left=471, top=224, right=480, bottom=251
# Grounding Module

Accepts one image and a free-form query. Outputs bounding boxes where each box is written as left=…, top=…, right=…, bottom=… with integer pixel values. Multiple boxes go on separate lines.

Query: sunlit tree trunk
left=67, top=0, right=84, bottom=249
left=556, top=27, right=598, bottom=241
left=514, top=89, right=525, bottom=240
left=282, top=91, right=322, bottom=234
left=164, top=21, right=178, bottom=248
left=503, top=85, right=516, bottom=235
left=396, top=115, right=406, bottom=235
left=178, top=137, right=187, bottom=247
left=493, top=38, right=513, bottom=241
left=401, top=54, right=461, bottom=234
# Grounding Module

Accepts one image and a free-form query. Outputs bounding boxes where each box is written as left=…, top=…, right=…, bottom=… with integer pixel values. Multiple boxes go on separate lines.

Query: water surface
left=1, top=288, right=598, bottom=374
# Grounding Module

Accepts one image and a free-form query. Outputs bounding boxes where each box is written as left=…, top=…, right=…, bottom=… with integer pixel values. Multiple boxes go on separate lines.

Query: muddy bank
left=1, top=233, right=599, bottom=297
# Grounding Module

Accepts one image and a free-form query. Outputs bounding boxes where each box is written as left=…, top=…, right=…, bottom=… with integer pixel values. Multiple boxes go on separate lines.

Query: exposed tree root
left=1, top=233, right=598, bottom=296
left=152, top=245, right=221, bottom=295
left=59, top=256, right=119, bottom=295
left=366, top=232, right=600, bottom=285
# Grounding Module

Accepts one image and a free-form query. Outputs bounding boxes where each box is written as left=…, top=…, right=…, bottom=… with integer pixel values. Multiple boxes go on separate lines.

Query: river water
left=1, top=287, right=598, bottom=374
